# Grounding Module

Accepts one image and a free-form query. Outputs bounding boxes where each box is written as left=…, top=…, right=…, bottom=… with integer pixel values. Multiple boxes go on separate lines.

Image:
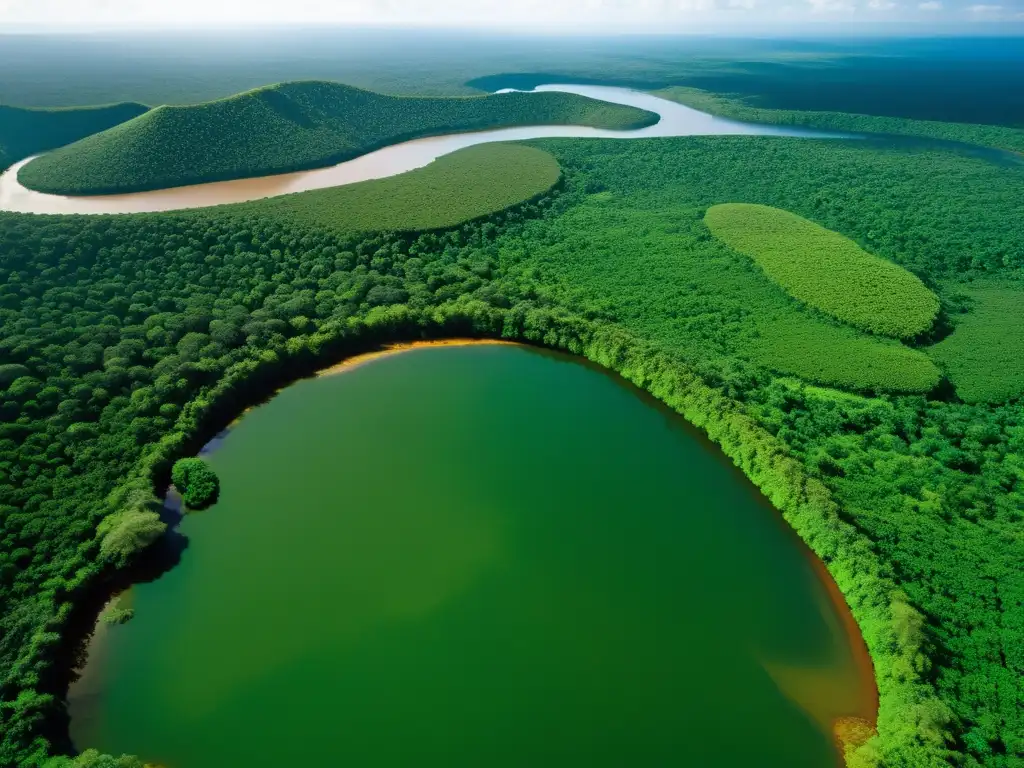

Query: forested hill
left=0, top=102, right=149, bottom=174
left=16, top=80, right=657, bottom=196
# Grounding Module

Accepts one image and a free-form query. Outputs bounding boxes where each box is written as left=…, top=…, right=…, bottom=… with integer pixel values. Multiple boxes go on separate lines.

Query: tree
left=171, top=457, right=220, bottom=509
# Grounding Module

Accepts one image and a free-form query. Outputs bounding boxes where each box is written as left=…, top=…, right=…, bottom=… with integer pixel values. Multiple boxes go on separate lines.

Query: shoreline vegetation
left=652, top=86, right=1024, bottom=155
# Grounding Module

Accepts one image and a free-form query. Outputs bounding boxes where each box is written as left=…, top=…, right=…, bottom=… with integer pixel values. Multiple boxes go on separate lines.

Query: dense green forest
left=16, top=80, right=653, bottom=195
left=0, top=102, right=148, bottom=175
left=928, top=283, right=1024, bottom=404
left=1, top=128, right=1022, bottom=767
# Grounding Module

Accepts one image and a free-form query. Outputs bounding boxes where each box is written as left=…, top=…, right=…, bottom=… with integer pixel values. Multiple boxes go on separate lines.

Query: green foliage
left=656, top=87, right=1024, bottom=154
left=0, top=363, right=30, bottom=388
left=97, top=507, right=166, bottom=568
left=0, top=102, right=148, bottom=172
left=42, top=749, right=145, bottom=768
left=99, top=601, right=134, bottom=626
left=18, top=80, right=654, bottom=195
left=497, top=147, right=942, bottom=393
left=704, top=203, right=939, bottom=339
left=0, top=188, right=565, bottom=767
left=222, top=143, right=561, bottom=234
left=0, top=124, right=1022, bottom=767
left=171, top=457, right=219, bottom=509
left=928, top=282, right=1024, bottom=403
left=497, top=137, right=1022, bottom=763
left=743, top=316, right=940, bottom=394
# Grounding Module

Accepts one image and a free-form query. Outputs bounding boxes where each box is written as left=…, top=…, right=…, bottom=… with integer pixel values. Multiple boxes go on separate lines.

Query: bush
left=171, top=457, right=220, bottom=509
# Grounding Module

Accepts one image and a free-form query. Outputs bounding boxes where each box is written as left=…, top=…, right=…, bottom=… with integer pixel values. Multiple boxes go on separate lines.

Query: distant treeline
left=656, top=87, right=1024, bottom=155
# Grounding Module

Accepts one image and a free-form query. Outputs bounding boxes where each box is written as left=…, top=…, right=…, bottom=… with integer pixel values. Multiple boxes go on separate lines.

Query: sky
left=1, top=0, right=1023, bottom=32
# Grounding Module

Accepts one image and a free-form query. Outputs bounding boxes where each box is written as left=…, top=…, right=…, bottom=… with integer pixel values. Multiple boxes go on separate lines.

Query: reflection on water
left=0, top=84, right=840, bottom=216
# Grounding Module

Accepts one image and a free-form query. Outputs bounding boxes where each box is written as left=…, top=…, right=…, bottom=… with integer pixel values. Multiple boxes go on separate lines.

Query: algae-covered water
left=70, top=344, right=874, bottom=767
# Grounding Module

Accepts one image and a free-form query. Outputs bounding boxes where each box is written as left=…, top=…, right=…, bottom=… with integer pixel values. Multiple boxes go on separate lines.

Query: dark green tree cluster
left=170, top=457, right=219, bottom=509
left=17, top=80, right=655, bottom=195
left=0, top=102, right=149, bottom=174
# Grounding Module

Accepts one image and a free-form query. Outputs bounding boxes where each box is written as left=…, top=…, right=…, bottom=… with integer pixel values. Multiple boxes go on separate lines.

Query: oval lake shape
left=69, top=344, right=875, bottom=768
left=0, top=85, right=843, bottom=215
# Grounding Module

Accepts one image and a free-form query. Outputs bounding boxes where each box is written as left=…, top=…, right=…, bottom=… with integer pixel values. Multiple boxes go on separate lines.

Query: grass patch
left=215, top=143, right=561, bottom=233
left=704, top=203, right=939, bottom=339
left=927, top=282, right=1024, bottom=403
left=17, top=80, right=655, bottom=195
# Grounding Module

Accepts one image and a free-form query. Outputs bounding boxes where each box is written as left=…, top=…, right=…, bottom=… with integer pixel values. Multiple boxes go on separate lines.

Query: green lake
left=69, top=343, right=874, bottom=767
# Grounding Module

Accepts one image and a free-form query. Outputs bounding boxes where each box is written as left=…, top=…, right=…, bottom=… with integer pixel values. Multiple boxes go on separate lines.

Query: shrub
left=171, top=457, right=220, bottom=509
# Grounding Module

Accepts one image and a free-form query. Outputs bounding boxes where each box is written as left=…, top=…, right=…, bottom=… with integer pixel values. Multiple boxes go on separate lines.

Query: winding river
left=69, top=344, right=876, bottom=768
left=0, top=84, right=840, bottom=215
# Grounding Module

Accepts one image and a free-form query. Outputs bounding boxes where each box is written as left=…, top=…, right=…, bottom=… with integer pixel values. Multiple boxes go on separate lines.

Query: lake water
left=0, top=84, right=838, bottom=215
left=69, top=343, right=875, bottom=768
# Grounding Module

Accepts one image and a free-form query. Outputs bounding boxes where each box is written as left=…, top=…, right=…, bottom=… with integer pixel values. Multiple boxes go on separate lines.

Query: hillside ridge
left=0, top=101, right=149, bottom=173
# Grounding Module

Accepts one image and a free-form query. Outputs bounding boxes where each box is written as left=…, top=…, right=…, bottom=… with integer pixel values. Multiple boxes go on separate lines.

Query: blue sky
left=2, top=0, right=1023, bottom=32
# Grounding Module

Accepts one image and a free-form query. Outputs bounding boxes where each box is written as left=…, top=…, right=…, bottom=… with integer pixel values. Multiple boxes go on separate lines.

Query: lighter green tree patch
left=705, top=203, right=939, bottom=339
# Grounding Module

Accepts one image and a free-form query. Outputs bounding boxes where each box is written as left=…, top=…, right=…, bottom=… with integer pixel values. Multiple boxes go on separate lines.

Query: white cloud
left=3, top=0, right=1023, bottom=29
left=0, top=0, right=743, bottom=28
left=676, top=0, right=718, bottom=9
left=805, top=0, right=855, bottom=11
